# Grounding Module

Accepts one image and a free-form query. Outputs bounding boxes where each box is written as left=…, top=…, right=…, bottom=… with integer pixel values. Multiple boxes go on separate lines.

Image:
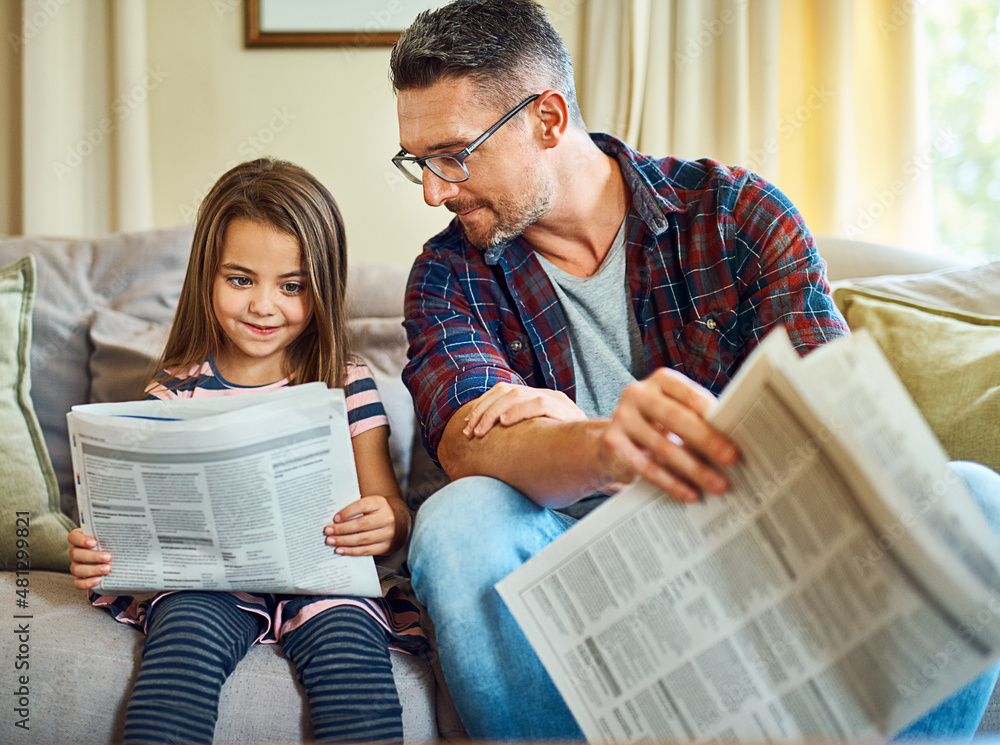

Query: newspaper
left=67, top=382, right=382, bottom=597
left=496, top=328, right=1000, bottom=741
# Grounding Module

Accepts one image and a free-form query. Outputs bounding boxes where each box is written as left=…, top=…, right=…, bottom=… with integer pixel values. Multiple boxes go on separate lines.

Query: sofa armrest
left=814, top=235, right=969, bottom=282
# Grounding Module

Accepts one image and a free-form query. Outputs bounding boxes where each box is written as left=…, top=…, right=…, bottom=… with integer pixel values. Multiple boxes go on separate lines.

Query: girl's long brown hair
left=156, top=158, right=352, bottom=389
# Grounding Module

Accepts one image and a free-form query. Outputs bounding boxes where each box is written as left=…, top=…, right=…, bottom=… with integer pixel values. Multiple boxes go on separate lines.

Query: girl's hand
left=324, top=496, right=411, bottom=557
left=67, top=528, right=112, bottom=591
left=462, top=382, right=587, bottom=439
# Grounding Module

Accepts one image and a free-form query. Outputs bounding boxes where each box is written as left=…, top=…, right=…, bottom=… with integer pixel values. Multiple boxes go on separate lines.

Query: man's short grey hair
left=389, top=0, right=586, bottom=128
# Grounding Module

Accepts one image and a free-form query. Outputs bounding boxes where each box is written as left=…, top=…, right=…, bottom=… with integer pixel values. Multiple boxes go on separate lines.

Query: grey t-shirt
left=536, top=220, right=646, bottom=517
left=536, top=220, right=646, bottom=418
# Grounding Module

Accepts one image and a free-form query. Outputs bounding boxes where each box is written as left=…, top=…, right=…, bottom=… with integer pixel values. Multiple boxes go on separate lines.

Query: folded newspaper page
left=496, top=328, right=1000, bottom=742
left=68, top=382, right=382, bottom=597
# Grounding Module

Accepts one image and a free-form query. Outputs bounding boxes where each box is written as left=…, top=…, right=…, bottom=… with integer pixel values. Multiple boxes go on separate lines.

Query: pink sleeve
left=344, top=363, right=390, bottom=438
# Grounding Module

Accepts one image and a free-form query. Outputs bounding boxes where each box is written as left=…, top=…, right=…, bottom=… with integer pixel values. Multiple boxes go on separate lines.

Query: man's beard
left=447, top=181, right=553, bottom=250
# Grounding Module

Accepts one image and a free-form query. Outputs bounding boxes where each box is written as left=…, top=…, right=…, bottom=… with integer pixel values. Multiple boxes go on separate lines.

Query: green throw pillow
left=833, top=286, right=1000, bottom=475
left=0, top=256, right=74, bottom=571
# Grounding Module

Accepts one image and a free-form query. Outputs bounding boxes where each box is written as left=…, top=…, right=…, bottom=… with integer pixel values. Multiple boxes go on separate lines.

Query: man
left=389, top=0, right=1000, bottom=740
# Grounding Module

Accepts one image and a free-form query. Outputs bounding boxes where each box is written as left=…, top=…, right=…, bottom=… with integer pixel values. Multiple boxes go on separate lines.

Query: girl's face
left=211, top=218, right=314, bottom=385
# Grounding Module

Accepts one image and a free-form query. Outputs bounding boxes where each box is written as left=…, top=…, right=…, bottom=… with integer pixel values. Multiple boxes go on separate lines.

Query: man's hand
left=463, top=382, right=587, bottom=439
left=437, top=370, right=738, bottom=509
left=598, top=368, right=739, bottom=503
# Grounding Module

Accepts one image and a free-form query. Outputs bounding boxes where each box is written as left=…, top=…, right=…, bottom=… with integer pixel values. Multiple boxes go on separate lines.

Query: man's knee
left=950, top=461, right=1000, bottom=533
left=411, top=476, right=531, bottom=555
left=950, top=460, right=1000, bottom=491
left=408, top=476, right=549, bottom=603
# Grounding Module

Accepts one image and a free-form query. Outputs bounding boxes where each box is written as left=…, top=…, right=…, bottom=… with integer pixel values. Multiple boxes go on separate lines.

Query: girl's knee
left=144, top=593, right=259, bottom=664
left=282, top=607, right=392, bottom=681
left=288, top=604, right=386, bottom=649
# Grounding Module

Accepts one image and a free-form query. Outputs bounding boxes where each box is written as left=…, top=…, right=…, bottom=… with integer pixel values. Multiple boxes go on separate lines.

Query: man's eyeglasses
left=392, top=94, right=541, bottom=185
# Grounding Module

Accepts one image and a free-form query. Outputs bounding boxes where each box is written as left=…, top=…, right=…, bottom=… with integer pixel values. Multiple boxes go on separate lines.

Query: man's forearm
left=436, top=401, right=615, bottom=509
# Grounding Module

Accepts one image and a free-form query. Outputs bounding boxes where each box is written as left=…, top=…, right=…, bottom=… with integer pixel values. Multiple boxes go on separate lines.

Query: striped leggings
left=123, top=592, right=403, bottom=744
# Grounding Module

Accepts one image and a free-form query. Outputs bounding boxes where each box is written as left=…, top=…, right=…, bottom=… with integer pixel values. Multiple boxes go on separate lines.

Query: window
left=925, top=0, right=1000, bottom=261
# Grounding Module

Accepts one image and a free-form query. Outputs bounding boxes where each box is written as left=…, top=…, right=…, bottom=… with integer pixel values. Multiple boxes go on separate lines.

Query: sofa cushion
left=832, top=286, right=1000, bottom=475
left=6, top=570, right=438, bottom=743
left=0, top=228, right=192, bottom=523
left=347, top=316, right=415, bottom=491
left=89, top=307, right=171, bottom=404
left=346, top=263, right=408, bottom=319
left=0, top=256, right=74, bottom=571
left=831, top=260, right=1000, bottom=315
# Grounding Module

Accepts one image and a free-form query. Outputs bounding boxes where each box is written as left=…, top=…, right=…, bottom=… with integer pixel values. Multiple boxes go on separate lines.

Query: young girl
left=67, top=158, right=426, bottom=745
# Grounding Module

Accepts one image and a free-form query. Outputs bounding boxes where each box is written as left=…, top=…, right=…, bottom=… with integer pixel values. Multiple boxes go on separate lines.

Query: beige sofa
left=0, top=226, right=456, bottom=744
left=0, top=226, right=998, bottom=742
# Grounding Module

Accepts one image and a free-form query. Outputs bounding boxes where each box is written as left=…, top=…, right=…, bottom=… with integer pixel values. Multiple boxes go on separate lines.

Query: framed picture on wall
left=245, top=0, right=451, bottom=47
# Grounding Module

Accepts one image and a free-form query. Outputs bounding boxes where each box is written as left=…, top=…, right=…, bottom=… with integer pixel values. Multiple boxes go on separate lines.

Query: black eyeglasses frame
left=392, top=94, right=542, bottom=185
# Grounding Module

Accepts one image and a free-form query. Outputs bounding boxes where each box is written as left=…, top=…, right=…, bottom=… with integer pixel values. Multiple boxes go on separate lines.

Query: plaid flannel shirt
left=402, top=133, right=850, bottom=465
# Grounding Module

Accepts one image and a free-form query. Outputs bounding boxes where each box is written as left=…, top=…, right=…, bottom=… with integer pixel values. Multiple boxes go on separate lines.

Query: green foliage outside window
left=925, top=0, right=1000, bottom=261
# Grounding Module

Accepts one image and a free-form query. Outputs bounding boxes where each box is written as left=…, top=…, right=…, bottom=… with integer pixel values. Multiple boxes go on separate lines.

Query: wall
left=0, top=0, right=582, bottom=266
left=146, top=0, right=444, bottom=267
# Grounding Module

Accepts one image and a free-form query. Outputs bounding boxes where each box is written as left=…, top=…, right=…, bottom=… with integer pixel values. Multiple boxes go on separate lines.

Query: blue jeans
left=408, top=463, right=1000, bottom=742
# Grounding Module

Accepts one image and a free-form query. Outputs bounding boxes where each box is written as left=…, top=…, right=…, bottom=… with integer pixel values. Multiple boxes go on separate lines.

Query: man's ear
left=534, top=89, right=570, bottom=149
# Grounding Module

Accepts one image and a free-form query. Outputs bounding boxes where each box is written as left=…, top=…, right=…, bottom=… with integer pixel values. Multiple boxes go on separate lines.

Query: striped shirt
left=90, top=359, right=426, bottom=653
left=145, top=358, right=388, bottom=438
left=403, top=133, right=851, bottom=465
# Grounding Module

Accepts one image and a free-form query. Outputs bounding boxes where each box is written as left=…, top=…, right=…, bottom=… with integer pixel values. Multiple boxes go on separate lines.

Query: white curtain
left=20, top=0, right=153, bottom=237
left=579, top=0, right=936, bottom=251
